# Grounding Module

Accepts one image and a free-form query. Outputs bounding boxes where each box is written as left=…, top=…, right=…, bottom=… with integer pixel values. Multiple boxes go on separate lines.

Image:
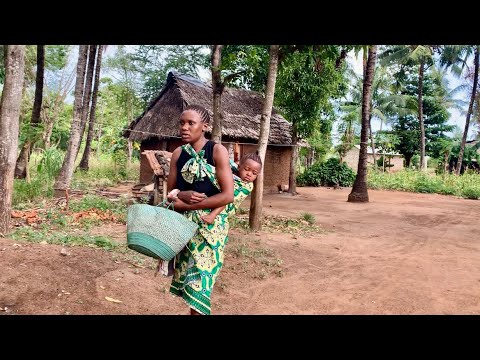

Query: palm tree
left=0, top=45, right=26, bottom=234
left=380, top=45, right=435, bottom=171
left=440, top=45, right=480, bottom=175
left=348, top=45, right=377, bottom=203
left=53, top=45, right=89, bottom=196
left=340, top=65, right=416, bottom=166
left=79, top=45, right=104, bottom=171
left=249, top=45, right=280, bottom=230
left=211, top=45, right=224, bottom=143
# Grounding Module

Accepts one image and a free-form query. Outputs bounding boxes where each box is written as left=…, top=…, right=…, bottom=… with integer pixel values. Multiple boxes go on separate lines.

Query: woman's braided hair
left=184, top=104, right=210, bottom=123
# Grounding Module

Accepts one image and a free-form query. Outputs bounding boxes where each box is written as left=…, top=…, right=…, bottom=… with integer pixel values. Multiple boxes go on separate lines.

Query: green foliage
left=45, top=45, right=71, bottom=70
left=72, top=155, right=139, bottom=190
left=368, top=169, right=480, bottom=199
left=10, top=227, right=117, bottom=249
left=128, top=45, right=209, bottom=105
left=221, top=45, right=270, bottom=92
left=13, top=147, right=64, bottom=206
left=37, top=146, right=63, bottom=181
left=275, top=48, right=348, bottom=139
left=68, top=195, right=128, bottom=219
left=300, top=212, right=316, bottom=225
left=461, top=186, right=480, bottom=200
left=13, top=178, right=53, bottom=206
left=297, top=158, right=356, bottom=187
left=389, top=66, right=455, bottom=166
left=49, top=103, right=74, bottom=151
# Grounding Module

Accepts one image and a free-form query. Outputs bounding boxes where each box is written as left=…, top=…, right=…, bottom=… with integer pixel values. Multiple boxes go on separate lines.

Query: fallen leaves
left=11, top=207, right=121, bottom=228
left=72, top=209, right=118, bottom=222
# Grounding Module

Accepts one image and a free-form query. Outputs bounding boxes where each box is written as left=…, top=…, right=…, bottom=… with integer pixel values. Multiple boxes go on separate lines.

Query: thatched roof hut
left=125, top=71, right=296, bottom=192
left=124, top=71, right=294, bottom=145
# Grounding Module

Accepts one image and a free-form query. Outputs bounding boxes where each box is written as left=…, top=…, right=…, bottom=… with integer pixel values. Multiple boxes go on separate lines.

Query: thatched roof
left=124, top=72, right=294, bottom=145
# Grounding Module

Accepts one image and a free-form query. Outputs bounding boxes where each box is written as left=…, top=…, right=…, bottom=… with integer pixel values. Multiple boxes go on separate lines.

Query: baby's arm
left=201, top=205, right=226, bottom=224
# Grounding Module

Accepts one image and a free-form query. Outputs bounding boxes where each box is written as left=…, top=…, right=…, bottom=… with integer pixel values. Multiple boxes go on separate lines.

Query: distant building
left=344, top=145, right=404, bottom=172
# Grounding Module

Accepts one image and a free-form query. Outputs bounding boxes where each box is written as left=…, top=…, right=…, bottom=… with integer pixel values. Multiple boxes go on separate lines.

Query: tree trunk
left=14, top=45, right=45, bottom=179
left=14, top=146, right=30, bottom=180
left=127, top=138, right=133, bottom=167
left=405, top=154, right=412, bottom=168
left=75, top=45, right=97, bottom=161
left=0, top=45, right=26, bottom=235
left=418, top=60, right=426, bottom=171
left=288, top=123, right=298, bottom=195
left=348, top=45, right=377, bottom=203
left=79, top=45, right=103, bottom=171
left=249, top=45, right=279, bottom=230
left=53, top=45, right=88, bottom=195
left=369, top=114, right=377, bottom=169
left=211, top=45, right=224, bottom=143
left=444, top=152, right=449, bottom=174
left=335, top=48, right=348, bottom=69
left=455, top=46, right=479, bottom=175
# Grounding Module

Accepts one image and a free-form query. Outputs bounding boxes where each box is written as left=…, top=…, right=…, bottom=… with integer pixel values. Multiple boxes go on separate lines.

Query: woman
left=167, top=104, right=234, bottom=315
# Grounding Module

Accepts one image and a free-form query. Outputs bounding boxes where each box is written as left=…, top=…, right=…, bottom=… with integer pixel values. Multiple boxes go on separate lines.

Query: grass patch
left=300, top=212, right=316, bottom=225
left=230, top=213, right=324, bottom=235
left=226, top=235, right=284, bottom=280
left=367, top=169, right=480, bottom=199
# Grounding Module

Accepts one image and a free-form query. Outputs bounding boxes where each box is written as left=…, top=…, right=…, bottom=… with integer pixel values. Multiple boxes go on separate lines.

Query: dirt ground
left=1, top=186, right=479, bottom=315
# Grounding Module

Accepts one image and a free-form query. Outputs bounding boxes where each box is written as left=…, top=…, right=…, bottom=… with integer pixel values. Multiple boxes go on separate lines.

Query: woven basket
left=127, top=203, right=198, bottom=261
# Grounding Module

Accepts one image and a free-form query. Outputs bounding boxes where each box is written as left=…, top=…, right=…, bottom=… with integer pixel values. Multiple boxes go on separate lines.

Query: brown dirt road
left=1, top=187, right=479, bottom=315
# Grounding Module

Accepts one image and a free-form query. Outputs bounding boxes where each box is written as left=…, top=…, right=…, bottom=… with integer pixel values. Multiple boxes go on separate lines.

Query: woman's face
left=178, top=110, right=208, bottom=143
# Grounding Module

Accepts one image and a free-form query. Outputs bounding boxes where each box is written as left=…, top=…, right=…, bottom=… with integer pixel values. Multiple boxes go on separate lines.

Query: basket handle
left=158, top=199, right=175, bottom=211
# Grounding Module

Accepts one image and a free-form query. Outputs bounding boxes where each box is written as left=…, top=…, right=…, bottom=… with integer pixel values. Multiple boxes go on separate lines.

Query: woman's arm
left=173, top=144, right=234, bottom=212
left=167, top=147, right=181, bottom=193
left=168, top=147, right=207, bottom=204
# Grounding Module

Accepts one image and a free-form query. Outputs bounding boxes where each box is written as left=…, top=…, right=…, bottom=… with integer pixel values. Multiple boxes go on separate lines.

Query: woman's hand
left=177, top=190, right=207, bottom=204
left=167, top=197, right=190, bottom=212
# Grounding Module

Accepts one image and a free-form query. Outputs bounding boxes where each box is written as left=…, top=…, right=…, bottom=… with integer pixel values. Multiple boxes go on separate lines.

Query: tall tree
left=380, top=45, right=435, bottom=171
left=249, top=45, right=280, bottom=230
left=75, top=45, right=97, bottom=161
left=348, top=45, right=377, bottom=203
left=390, top=67, right=456, bottom=167
left=14, top=45, right=45, bottom=180
left=340, top=66, right=416, bottom=165
left=275, top=46, right=348, bottom=194
left=79, top=45, right=104, bottom=170
left=441, top=45, right=480, bottom=175
left=0, top=45, right=26, bottom=235
left=210, top=45, right=247, bottom=143
left=211, top=45, right=224, bottom=143
left=53, top=45, right=89, bottom=195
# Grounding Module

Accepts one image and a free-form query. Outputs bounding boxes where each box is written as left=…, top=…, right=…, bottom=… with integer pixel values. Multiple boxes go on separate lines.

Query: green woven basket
left=127, top=203, right=198, bottom=261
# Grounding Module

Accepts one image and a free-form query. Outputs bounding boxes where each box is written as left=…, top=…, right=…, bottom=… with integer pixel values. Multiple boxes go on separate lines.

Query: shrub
left=297, top=158, right=356, bottom=187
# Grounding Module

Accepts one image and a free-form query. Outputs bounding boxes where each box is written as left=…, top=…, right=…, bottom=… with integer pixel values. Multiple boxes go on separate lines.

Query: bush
left=297, top=158, right=356, bottom=187
left=461, top=186, right=480, bottom=200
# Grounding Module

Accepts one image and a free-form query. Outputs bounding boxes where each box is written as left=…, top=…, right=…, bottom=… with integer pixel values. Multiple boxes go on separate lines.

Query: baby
left=201, top=153, right=262, bottom=224
left=167, top=152, right=262, bottom=224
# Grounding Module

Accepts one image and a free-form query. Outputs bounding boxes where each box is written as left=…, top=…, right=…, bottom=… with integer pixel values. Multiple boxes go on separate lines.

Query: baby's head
left=238, top=152, right=262, bottom=183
